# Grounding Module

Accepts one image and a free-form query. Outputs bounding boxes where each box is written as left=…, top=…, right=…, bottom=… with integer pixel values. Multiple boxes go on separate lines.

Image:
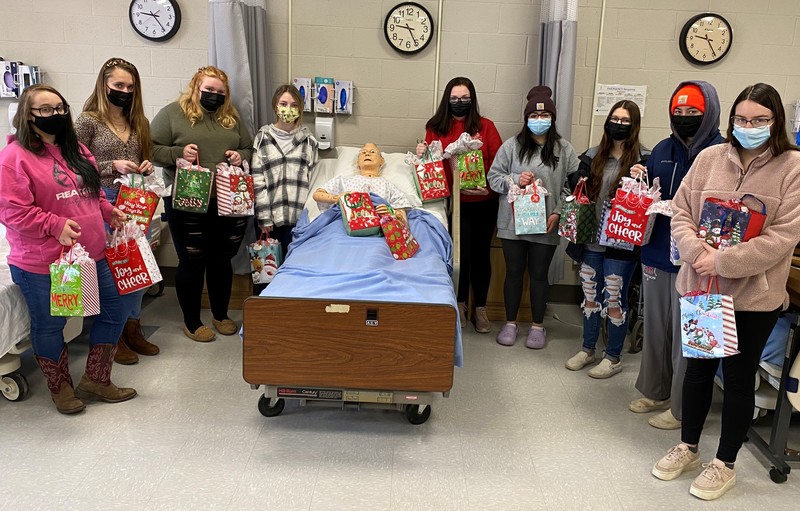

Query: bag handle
left=693, top=276, right=720, bottom=296
left=573, top=177, right=588, bottom=200
left=740, top=193, right=766, bottom=214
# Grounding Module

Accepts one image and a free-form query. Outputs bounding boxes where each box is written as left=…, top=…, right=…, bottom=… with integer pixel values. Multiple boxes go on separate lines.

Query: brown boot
left=124, top=319, right=159, bottom=356
left=75, top=344, right=137, bottom=403
left=113, top=328, right=139, bottom=365
left=35, top=347, right=85, bottom=414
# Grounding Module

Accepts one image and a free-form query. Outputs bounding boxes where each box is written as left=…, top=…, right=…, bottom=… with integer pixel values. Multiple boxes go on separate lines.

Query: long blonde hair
left=83, top=57, right=152, bottom=160
left=179, top=66, right=238, bottom=129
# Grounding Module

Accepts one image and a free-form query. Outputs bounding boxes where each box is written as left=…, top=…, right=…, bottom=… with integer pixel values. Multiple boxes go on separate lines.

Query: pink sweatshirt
left=0, top=136, right=113, bottom=274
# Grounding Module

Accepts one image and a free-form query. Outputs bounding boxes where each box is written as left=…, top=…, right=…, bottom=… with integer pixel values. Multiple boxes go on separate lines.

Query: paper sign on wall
left=593, top=84, right=647, bottom=116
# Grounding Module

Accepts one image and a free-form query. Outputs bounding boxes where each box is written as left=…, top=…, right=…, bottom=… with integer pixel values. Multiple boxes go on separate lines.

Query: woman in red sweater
left=416, top=77, right=502, bottom=333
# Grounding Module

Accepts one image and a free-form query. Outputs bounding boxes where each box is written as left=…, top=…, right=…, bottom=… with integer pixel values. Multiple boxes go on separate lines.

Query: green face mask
left=276, top=105, right=300, bottom=123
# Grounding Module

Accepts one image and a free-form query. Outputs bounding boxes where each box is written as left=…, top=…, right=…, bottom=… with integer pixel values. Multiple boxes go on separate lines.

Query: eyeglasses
left=31, top=104, right=69, bottom=117
left=731, top=116, right=773, bottom=128
left=609, top=116, right=632, bottom=125
left=449, top=97, right=471, bottom=105
left=528, top=113, right=552, bottom=120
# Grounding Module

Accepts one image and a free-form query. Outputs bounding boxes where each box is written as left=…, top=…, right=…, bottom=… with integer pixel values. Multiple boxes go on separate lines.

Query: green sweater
left=150, top=101, right=253, bottom=189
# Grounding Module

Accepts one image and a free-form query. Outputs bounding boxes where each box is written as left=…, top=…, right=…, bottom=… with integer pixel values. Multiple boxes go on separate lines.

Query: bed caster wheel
left=770, top=467, right=788, bottom=484
left=404, top=404, right=431, bottom=425
left=258, top=395, right=285, bottom=417
left=146, top=282, right=165, bottom=297
left=1, top=373, right=29, bottom=402
left=628, top=318, right=643, bottom=354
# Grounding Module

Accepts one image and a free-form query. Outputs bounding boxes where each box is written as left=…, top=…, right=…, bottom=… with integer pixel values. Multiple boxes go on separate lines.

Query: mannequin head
left=357, top=143, right=384, bottom=177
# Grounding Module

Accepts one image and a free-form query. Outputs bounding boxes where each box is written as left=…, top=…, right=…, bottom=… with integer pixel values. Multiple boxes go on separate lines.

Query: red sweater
left=425, top=117, right=502, bottom=203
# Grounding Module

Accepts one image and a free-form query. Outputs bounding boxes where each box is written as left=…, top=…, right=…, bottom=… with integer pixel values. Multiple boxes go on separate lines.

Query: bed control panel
left=366, top=309, right=379, bottom=326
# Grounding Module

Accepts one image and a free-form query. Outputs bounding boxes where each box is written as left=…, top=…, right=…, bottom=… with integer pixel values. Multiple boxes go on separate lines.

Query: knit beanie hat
left=671, top=84, right=705, bottom=113
left=524, top=85, right=557, bottom=119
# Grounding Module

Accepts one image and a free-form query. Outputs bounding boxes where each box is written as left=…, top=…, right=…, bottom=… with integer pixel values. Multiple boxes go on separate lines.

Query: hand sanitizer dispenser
left=315, top=117, right=334, bottom=150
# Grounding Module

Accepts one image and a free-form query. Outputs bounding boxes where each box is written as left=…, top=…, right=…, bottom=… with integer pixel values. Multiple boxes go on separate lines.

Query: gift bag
left=248, top=234, right=283, bottom=285
left=216, top=161, right=255, bottom=217
left=339, top=192, right=381, bottom=236
left=115, top=173, right=159, bottom=233
left=453, top=150, right=486, bottom=189
left=605, top=187, right=655, bottom=246
left=380, top=211, right=420, bottom=260
left=172, top=157, right=212, bottom=214
left=49, top=243, right=100, bottom=317
left=698, top=195, right=766, bottom=248
left=597, top=200, right=634, bottom=250
left=407, top=142, right=450, bottom=202
left=680, top=279, right=739, bottom=358
left=510, top=180, right=548, bottom=235
left=559, top=178, right=596, bottom=244
left=105, top=221, right=163, bottom=295
left=669, top=236, right=682, bottom=266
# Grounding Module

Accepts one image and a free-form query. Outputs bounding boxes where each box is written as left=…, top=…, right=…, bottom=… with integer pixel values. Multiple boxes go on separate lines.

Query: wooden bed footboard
left=243, top=297, right=456, bottom=392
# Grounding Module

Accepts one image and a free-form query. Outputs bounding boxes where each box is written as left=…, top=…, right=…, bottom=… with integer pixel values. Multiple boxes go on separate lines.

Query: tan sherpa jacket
left=671, top=143, right=800, bottom=311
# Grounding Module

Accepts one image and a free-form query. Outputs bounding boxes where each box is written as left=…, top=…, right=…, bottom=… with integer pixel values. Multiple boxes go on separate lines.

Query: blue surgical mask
left=732, top=124, right=771, bottom=150
left=527, top=118, right=551, bottom=136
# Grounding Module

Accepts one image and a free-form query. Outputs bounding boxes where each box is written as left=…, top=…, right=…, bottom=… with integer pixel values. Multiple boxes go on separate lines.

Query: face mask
left=107, top=88, right=133, bottom=108
left=276, top=105, right=300, bottom=124
left=200, top=91, right=225, bottom=112
left=449, top=100, right=471, bottom=117
left=671, top=114, right=703, bottom=140
left=31, top=114, right=69, bottom=136
left=733, top=124, right=771, bottom=150
left=527, top=118, right=551, bottom=136
left=604, top=121, right=631, bottom=141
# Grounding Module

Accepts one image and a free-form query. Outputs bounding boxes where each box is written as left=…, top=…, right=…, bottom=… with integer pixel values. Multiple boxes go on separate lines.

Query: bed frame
left=243, top=297, right=456, bottom=424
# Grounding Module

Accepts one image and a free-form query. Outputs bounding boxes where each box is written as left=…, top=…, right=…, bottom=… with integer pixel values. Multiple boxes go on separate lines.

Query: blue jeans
left=10, top=259, right=136, bottom=361
left=579, top=251, right=637, bottom=360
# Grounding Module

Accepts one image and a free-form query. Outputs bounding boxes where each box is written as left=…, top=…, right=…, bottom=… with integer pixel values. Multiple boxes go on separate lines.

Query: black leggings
left=252, top=223, right=293, bottom=296
left=164, top=197, right=247, bottom=331
left=500, top=239, right=557, bottom=324
left=457, top=198, right=498, bottom=306
left=681, top=308, right=780, bottom=463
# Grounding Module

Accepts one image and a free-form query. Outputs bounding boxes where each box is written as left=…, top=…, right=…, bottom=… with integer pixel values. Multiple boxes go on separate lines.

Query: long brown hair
left=13, top=84, right=101, bottom=197
left=179, top=66, right=239, bottom=129
left=271, top=84, right=304, bottom=124
left=587, top=100, right=643, bottom=201
left=426, top=77, right=482, bottom=137
left=83, top=57, right=152, bottom=160
left=726, top=83, right=798, bottom=156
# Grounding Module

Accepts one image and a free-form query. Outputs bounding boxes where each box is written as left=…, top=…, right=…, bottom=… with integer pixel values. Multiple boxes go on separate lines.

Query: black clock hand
left=704, top=37, right=716, bottom=57
left=402, top=24, right=418, bottom=44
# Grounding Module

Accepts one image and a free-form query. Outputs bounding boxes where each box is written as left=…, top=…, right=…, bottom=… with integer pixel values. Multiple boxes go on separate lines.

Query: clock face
left=384, top=2, right=434, bottom=55
left=129, top=0, right=182, bottom=42
left=680, top=13, right=732, bottom=65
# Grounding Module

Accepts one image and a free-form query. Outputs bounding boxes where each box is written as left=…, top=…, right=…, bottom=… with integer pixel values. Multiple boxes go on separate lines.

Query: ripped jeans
left=579, top=250, right=637, bottom=360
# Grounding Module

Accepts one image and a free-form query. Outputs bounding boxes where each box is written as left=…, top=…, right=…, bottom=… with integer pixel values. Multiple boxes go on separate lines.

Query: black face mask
left=107, top=88, right=133, bottom=108
left=31, top=114, right=69, bottom=136
left=604, top=121, right=631, bottom=141
left=671, top=114, right=703, bottom=140
left=449, top=100, right=471, bottom=118
left=200, top=91, right=225, bottom=112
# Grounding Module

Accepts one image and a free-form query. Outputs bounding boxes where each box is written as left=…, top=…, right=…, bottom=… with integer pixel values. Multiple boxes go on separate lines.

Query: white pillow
left=332, top=146, right=423, bottom=209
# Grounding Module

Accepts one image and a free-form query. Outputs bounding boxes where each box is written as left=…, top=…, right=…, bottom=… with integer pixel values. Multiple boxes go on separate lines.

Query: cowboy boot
left=34, top=346, right=85, bottom=414
left=123, top=319, right=159, bottom=356
left=113, top=326, right=139, bottom=365
left=75, top=344, right=137, bottom=403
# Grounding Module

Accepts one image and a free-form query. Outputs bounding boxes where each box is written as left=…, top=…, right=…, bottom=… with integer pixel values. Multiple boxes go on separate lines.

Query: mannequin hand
left=692, top=243, right=718, bottom=277
left=546, top=213, right=560, bottom=233
left=113, top=160, right=140, bottom=175
left=518, top=171, right=534, bottom=187
left=183, top=144, right=199, bottom=162
left=630, top=164, right=647, bottom=179
left=225, top=150, right=242, bottom=167
left=376, top=204, right=392, bottom=216
left=396, top=209, right=408, bottom=225
left=462, top=186, right=489, bottom=196
left=58, top=219, right=81, bottom=246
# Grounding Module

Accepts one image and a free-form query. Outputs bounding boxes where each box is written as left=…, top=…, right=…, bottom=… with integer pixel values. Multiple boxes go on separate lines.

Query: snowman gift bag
left=248, top=235, right=283, bottom=285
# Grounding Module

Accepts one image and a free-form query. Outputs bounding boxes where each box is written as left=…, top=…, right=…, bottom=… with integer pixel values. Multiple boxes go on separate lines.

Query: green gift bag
left=49, top=245, right=100, bottom=317
left=172, top=157, right=212, bottom=213
left=453, top=150, right=486, bottom=189
left=558, top=179, right=596, bottom=244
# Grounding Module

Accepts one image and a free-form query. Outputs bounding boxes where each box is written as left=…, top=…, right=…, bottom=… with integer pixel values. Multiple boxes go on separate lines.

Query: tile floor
left=1, top=289, right=799, bottom=510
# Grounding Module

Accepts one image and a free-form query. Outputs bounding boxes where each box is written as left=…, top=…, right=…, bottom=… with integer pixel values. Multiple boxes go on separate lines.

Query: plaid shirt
left=251, top=125, right=318, bottom=229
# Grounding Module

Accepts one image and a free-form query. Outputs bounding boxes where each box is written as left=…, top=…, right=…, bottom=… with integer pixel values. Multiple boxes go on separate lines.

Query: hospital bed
left=0, top=225, right=83, bottom=402
left=242, top=147, right=460, bottom=424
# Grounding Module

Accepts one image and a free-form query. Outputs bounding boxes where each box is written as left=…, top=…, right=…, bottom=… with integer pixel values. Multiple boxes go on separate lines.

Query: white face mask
left=276, top=105, right=300, bottom=123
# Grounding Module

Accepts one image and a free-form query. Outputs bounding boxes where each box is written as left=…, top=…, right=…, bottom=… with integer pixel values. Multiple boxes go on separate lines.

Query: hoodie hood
left=669, top=80, right=721, bottom=159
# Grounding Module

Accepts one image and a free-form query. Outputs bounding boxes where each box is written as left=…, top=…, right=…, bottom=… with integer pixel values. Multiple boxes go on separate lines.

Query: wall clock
left=384, top=2, right=434, bottom=55
left=129, top=0, right=182, bottom=42
left=679, top=13, right=732, bottom=66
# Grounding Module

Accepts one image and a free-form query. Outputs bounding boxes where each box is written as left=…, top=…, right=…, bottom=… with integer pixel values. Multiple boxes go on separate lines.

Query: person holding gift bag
left=415, top=77, right=502, bottom=334
left=486, top=86, right=579, bottom=349
left=75, top=57, right=159, bottom=365
left=563, top=100, right=649, bottom=378
left=151, top=66, right=253, bottom=342
left=628, top=81, right=724, bottom=431
left=651, top=83, right=800, bottom=501
left=251, top=84, right=318, bottom=295
left=0, top=85, right=137, bottom=414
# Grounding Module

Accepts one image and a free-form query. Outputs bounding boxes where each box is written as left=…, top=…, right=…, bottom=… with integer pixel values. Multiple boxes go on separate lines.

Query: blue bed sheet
left=261, top=194, right=463, bottom=367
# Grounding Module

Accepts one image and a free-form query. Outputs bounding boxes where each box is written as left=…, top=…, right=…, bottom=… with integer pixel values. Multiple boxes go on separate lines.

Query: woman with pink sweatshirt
left=0, top=84, right=137, bottom=414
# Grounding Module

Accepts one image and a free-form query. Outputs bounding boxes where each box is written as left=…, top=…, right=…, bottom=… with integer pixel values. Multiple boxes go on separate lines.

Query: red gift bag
left=380, top=214, right=420, bottom=260
left=339, top=192, right=381, bottom=236
left=105, top=229, right=162, bottom=295
left=115, top=174, right=159, bottom=232
left=414, top=160, right=450, bottom=202
left=604, top=187, right=654, bottom=246
left=216, top=162, right=255, bottom=217
left=698, top=195, right=766, bottom=248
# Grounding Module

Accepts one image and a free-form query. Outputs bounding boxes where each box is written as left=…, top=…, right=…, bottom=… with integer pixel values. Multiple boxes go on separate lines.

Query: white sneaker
left=652, top=444, right=701, bottom=481
left=565, top=350, right=596, bottom=371
left=629, top=397, right=670, bottom=413
left=690, top=459, right=736, bottom=500
left=649, top=409, right=682, bottom=430
left=587, top=358, right=622, bottom=379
